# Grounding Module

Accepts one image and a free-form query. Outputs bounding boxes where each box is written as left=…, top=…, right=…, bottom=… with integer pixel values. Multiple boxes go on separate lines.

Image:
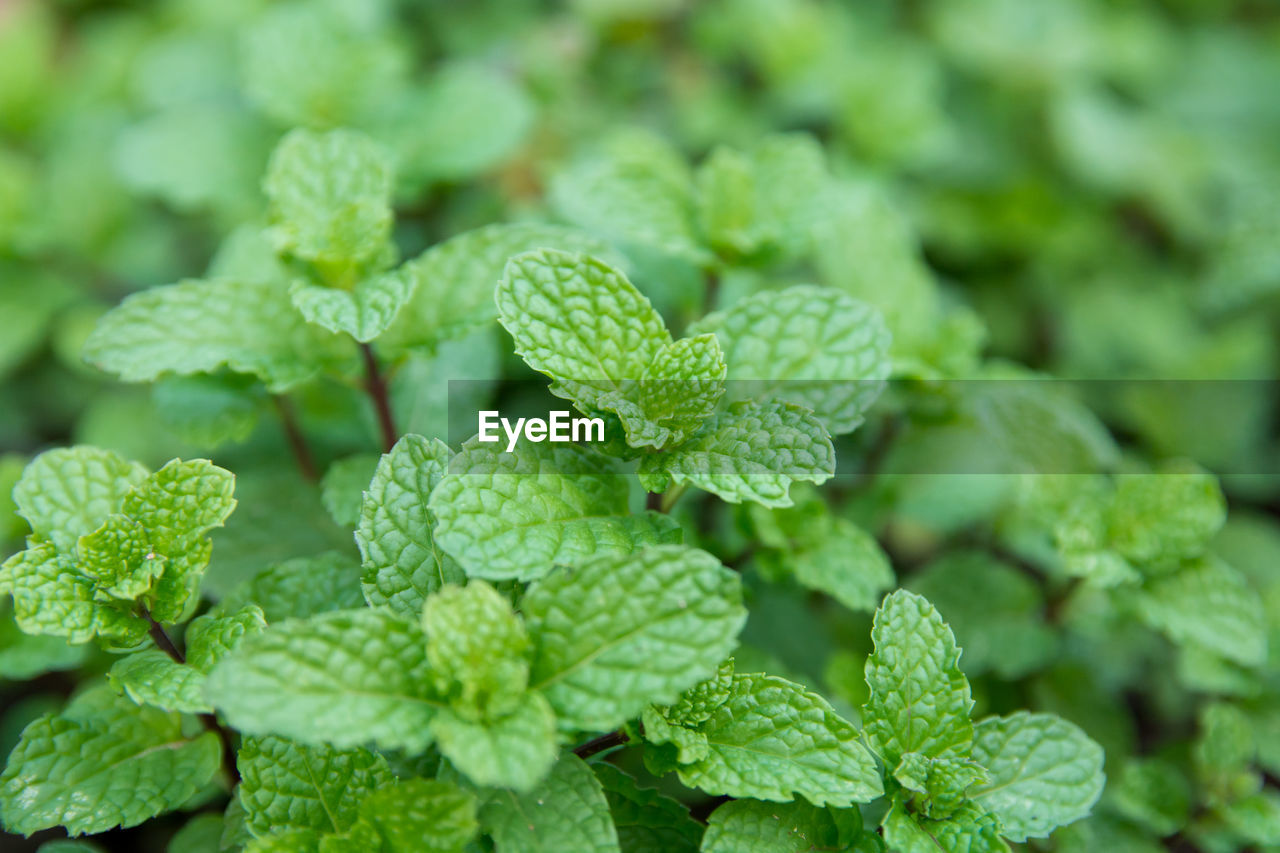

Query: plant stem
left=142, top=608, right=242, bottom=786
left=360, top=342, right=398, bottom=453
left=645, top=490, right=663, bottom=512
left=271, top=395, right=318, bottom=482
left=659, top=484, right=688, bottom=513
left=572, top=729, right=630, bottom=759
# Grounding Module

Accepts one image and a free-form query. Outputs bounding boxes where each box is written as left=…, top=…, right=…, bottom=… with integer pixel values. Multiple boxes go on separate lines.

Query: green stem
left=659, top=484, right=689, bottom=513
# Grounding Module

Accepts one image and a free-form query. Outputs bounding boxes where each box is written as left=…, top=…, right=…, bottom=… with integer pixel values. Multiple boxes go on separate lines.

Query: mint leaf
left=356, top=778, right=478, bottom=852
left=263, top=128, right=393, bottom=278
left=479, top=754, right=621, bottom=853
left=602, top=333, right=727, bottom=451
left=1137, top=557, right=1266, bottom=666
left=167, top=813, right=225, bottom=853
left=238, top=735, right=392, bottom=838
left=882, top=798, right=1011, bottom=853
left=645, top=668, right=883, bottom=806
left=638, top=400, right=835, bottom=508
left=894, top=752, right=990, bottom=820
left=77, top=514, right=162, bottom=601
left=431, top=695, right=558, bottom=792
left=205, top=607, right=440, bottom=752
left=356, top=435, right=464, bottom=616
left=218, top=553, right=365, bottom=622
left=969, top=712, right=1105, bottom=841
left=319, top=454, right=380, bottom=529
left=0, top=685, right=221, bottom=835
left=863, top=590, right=974, bottom=766
left=790, top=518, right=894, bottom=612
left=496, top=249, right=668, bottom=400
left=524, top=545, right=746, bottom=731
left=430, top=438, right=681, bottom=581
left=382, top=224, right=621, bottom=350
left=291, top=266, right=415, bottom=343
left=907, top=552, right=1058, bottom=679
left=688, top=285, right=891, bottom=434
left=1110, top=757, right=1191, bottom=837
left=593, top=764, right=702, bottom=853
left=1109, top=463, right=1226, bottom=567
left=702, top=799, right=851, bottom=853
left=0, top=602, right=88, bottom=680
left=84, top=276, right=347, bottom=392
left=12, top=447, right=147, bottom=552
left=424, top=580, right=530, bottom=717
left=550, top=131, right=705, bottom=263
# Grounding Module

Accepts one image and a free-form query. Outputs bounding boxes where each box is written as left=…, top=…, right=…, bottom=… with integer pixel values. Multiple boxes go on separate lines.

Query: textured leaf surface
left=863, top=590, right=973, bottom=766
left=11, top=447, right=147, bottom=552
left=689, top=286, right=891, bottom=434
left=969, top=712, right=1105, bottom=841
left=639, top=401, right=834, bottom=508
left=356, top=435, right=463, bottom=616
left=84, top=277, right=346, bottom=392
left=109, top=649, right=207, bottom=713
left=218, top=553, right=364, bottom=622
left=882, top=799, right=1011, bottom=853
left=789, top=518, right=895, bottom=613
left=357, top=778, right=478, bottom=853
left=431, top=696, right=558, bottom=792
left=480, top=754, right=621, bottom=853
left=264, top=129, right=393, bottom=272
left=424, top=581, right=530, bottom=717
left=647, top=671, right=883, bottom=806
left=382, top=224, right=618, bottom=349
left=430, top=439, right=680, bottom=581
left=205, top=608, right=440, bottom=752
left=291, top=267, right=415, bottom=343
left=238, top=736, right=392, bottom=838
left=0, top=543, right=147, bottom=644
left=524, top=545, right=746, bottom=731
left=594, top=765, right=701, bottom=853
left=1137, top=557, right=1266, bottom=666
left=701, top=799, right=846, bottom=853
left=318, top=454, right=380, bottom=529
left=1108, top=464, right=1226, bottom=567
left=0, top=686, right=220, bottom=835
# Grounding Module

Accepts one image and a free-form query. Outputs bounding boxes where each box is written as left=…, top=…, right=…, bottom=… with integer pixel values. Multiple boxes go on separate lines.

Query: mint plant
left=3, top=1, right=1280, bottom=852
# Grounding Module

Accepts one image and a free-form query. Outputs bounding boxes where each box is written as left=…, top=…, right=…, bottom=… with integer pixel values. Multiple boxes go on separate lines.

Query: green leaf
left=111, top=605, right=266, bottom=713
left=524, top=545, right=746, bottom=731
left=906, top=552, right=1058, bottom=679
left=479, top=754, right=621, bottom=853
left=11, top=446, right=147, bottom=552
left=291, top=266, right=416, bottom=343
left=151, top=374, right=262, bottom=450
left=645, top=669, right=883, bottom=806
left=263, top=128, right=393, bottom=276
left=789, top=518, right=894, bottom=613
left=1110, top=757, right=1191, bottom=837
left=0, top=542, right=147, bottom=645
left=168, top=813, right=225, bottom=853
left=1220, top=790, right=1280, bottom=846
left=1136, top=557, right=1266, bottom=667
left=205, top=608, right=440, bottom=753
left=219, top=553, right=365, bottom=622
left=969, top=712, right=1105, bottom=841
left=431, top=695, right=558, bottom=792
left=594, top=764, right=702, bottom=853
left=356, top=435, right=464, bottom=616
left=638, top=401, right=834, bottom=508
left=424, top=580, right=530, bottom=717
left=77, top=514, right=162, bottom=601
left=894, top=752, right=990, bottom=820
left=373, top=63, right=533, bottom=187
left=381, top=223, right=621, bottom=350
left=430, top=438, right=680, bottom=581
left=1109, top=463, right=1226, bottom=568
left=882, top=798, right=1011, bottom=853
left=601, top=334, right=727, bottom=450
left=550, top=131, right=705, bottom=263
left=37, top=842, right=106, bottom=853
left=688, top=286, right=891, bottom=435
left=123, top=458, right=236, bottom=552
left=0, top=602, right=88, bottom=680
left=0, top=685, right=221, bottom=835
left=237, top=735, right=392, bottom=838
left=244, top=830, right=321, bottom=853
left=84, top=276, right=347, bottom=392
left=239, top=2, right=404, bottom=129
left=701, top=799, right=852, bottom=853
left=110, top=649, right=207, bottom=713
left=863, top=590, right=974, bottom=768
left=319, top=454, right=380, bottom=529
left=356, top=778, right=478, bottom=852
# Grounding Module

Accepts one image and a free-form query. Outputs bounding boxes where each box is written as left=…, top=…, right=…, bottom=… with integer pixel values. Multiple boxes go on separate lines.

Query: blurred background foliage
left=1, top=0, right=1279, bottom=850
